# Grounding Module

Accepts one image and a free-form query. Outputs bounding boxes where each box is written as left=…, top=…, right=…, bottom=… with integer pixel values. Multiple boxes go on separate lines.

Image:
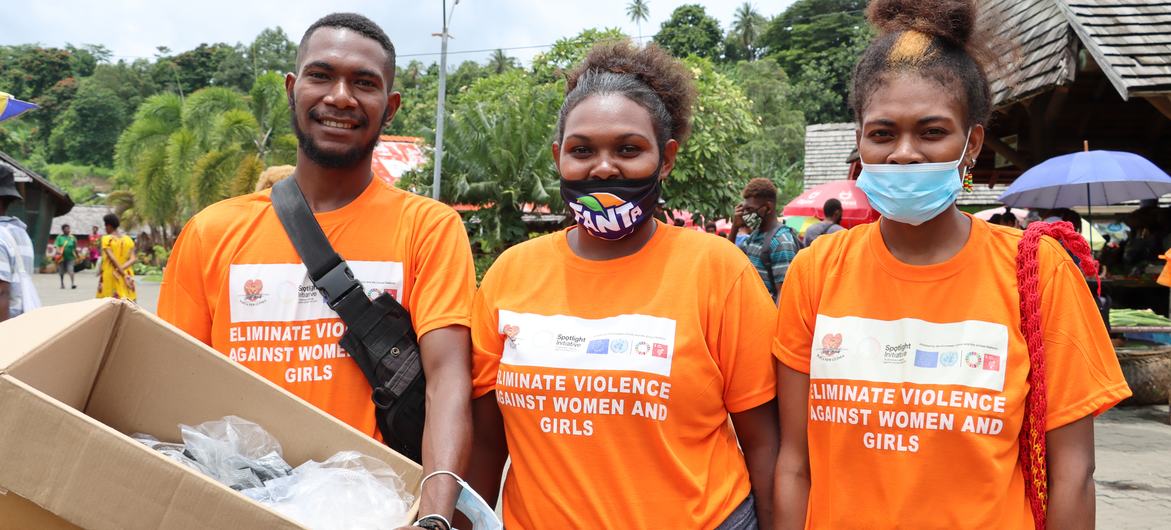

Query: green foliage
left=250, top=27, right=297, bottom=75
left=48, top=78, right=128, bottom=166
left=28, top=76, right=80, bottom=146
left=89, top=60, right=160, bottom=115
left=531, top=28, right=628, bottom=83
left=487, top=50, right=519, bottom=75
left=190, top=145, right=242, bottom=207
left=114, top=75, right=294, bottom=233
left=664, top=56, right=760, bottom=220
left=399, top=70, right=563, bottom=253
left=40, top=163, right=114, bottom=204
left=759, top=0, right=870, bottom=123
left=153, top=43, right=242, bottom=96
left=212, top=44, right=254, bottom=93
left=726, top=58, right=806, bottom=203
left=182, top=86, right=248, bottom=149
left=65, top=44, right=111, bottom=78
left=0, top=45, right=74, bottom=98
left=725, top=3, right=768, bottom=62
left=653, top=4, right=724, bottom=60
left=0, top=119, right=37, bottom=159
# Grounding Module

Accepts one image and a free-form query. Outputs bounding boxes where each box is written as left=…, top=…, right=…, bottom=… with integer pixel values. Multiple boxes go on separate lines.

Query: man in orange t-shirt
left=773, top=219, right=1131, bottom=528
left=158, top=14, right=474, bottom=529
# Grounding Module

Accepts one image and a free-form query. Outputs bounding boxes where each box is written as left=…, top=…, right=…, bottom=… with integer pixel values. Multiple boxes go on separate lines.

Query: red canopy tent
left=782, top=180, right=879, bottom=228
left=371, top=135, right=427, bottom=187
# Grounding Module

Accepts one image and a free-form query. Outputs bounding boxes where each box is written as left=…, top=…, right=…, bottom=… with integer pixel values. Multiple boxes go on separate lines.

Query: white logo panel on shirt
left=810, top=315, right=1009, bottom=392
left=498, top=310, right=677, bottom=377
left=229, top=261, right=403, bottom=323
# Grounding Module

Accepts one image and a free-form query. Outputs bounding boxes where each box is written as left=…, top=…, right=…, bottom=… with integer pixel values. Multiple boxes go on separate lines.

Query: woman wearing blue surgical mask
left=771, top=1, right=1129, bottom=529
left=466, top=41, right=780, bottom=530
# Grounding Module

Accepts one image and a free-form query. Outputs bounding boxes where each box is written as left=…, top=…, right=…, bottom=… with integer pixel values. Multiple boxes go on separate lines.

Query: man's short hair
left=299, top=13, right=396, bottom=81
left=823, top=198, right=842, bottom=219
left=742, top=178, right=777, bottom=203
left=61, top=224, right=70, bottom=230
left=103, top=213, right=120, bottom=230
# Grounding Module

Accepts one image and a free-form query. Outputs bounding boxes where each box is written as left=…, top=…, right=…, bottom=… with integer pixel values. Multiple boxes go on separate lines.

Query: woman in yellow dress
left=96, top=213, right=137, bottom=301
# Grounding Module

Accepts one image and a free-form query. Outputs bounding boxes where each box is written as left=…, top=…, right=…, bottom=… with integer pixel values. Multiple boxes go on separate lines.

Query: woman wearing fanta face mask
left=467, top=41, right=779, bottom=530
left=772, top=1, right=1130, bottom=529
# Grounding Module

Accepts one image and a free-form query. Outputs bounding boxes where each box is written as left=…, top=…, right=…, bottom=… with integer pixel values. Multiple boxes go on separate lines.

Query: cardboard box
left=0, top=299, right=422, bottom=529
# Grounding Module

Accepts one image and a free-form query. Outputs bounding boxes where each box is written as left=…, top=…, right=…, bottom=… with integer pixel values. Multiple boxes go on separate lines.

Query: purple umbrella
left=998, top=150, right=1171, bottom=208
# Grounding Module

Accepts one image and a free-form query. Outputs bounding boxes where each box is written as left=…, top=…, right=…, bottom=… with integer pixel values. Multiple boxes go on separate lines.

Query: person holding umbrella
left=772, top=1, right=1131, bottom=529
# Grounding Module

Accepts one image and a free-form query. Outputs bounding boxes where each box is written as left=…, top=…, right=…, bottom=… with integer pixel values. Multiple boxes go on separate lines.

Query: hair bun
left=567, top=40, right=695, bottom=143
left=867, top=0, right=976, bottom=48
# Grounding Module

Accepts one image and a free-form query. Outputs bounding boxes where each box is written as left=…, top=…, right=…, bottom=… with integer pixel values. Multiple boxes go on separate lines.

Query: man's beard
left=290, top=102, right=384, bottom=169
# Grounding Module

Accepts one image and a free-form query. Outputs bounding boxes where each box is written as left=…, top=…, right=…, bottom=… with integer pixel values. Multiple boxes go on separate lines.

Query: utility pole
left=431, top=0, right=459, bottom=200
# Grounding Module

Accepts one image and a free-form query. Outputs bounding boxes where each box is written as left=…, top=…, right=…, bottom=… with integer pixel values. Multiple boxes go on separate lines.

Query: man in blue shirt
left=802, top=198, right=845, bottom=246
left=728, top=178, right=800, bottom=302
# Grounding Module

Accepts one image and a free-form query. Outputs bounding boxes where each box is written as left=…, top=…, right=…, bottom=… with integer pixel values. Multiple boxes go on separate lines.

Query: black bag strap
left=270, top=177, right=402, bottom=386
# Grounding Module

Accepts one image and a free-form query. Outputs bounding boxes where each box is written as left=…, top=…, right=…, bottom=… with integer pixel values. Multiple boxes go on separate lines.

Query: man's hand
left=728, top=203, right=749, bottom=243
left=732, top=203, right=749, bottom=228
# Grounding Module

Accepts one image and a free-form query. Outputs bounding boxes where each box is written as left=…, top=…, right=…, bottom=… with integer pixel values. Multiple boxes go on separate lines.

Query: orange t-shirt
left=158, top=178, right=475, bottom=438
left=472, top=222, right=778, bottom=530
left=773, top=216, right=1131, bottom=529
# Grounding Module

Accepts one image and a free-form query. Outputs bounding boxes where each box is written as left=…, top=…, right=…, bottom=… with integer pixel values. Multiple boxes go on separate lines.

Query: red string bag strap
left=1015, top=220, right=1101, bottom=530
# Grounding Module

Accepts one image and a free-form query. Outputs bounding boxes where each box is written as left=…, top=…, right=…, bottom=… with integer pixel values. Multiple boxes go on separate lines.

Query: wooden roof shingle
left=986, top=0, right=1171, bottom=105
left=1059, top=0, right=1171, bottom=98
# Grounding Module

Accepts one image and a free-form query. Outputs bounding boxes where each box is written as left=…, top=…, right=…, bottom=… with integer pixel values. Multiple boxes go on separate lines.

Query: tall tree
left=47, top=77, right=128, bottom=166
left=626, top=0, right=650, bottom=41
left=531, top=28, right=628, bottom=83
left=89, top=59, right=161, bottom=115
left=487, top=49, right=518, bottom=74
left=114, top=74, right=296, bottom=233
left=114, top=92, right=184, bottom=233
left=65, top=44, right=112, bottom=78
left=728, top=58, right=806, bottom=202
left=249, top=27, right=297, bottom=75
left=398, top=70, right=563, bottom=252
left=758, top=0, right=869, bottom=123
left=665, top=56, right=761, bottom=220
left=653, top=4, right=723, bottom=60
left=727, top=3, right=767, bottom=61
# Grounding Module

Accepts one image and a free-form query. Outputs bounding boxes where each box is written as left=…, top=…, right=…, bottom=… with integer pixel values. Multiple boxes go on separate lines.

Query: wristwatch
left=414, top=514, right=452, bottom=530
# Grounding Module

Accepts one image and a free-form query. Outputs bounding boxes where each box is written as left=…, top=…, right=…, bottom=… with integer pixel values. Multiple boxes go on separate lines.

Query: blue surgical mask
left=856, top=130, right=971, bottom=226
left=454, top=475, right=502, bottom=530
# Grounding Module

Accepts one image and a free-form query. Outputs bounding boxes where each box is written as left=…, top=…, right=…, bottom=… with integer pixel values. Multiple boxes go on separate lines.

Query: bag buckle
left=373, top=385, right=398, bottom=410
left=317, top=261, right=359, bottom=307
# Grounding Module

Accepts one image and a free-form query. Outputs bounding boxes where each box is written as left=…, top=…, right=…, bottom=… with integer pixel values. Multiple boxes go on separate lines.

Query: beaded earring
left=962, top=162, right=974, bottom=193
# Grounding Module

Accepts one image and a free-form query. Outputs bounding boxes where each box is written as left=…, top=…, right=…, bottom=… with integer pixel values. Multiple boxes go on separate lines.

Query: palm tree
left=626, top=0, right=650, bottom=43
left=732, top=2, right=766, bottom=60
left=487, top=49, right=517, bottom=74
left=114, top=72, right=297, bottom=235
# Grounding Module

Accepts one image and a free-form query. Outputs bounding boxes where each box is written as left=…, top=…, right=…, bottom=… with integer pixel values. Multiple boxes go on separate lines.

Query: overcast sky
left=4, top=0, right=797, bottom=67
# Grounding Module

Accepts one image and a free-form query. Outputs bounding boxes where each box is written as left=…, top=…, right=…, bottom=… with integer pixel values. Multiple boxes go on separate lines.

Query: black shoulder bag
left=271, top=177, right=426, bottom=463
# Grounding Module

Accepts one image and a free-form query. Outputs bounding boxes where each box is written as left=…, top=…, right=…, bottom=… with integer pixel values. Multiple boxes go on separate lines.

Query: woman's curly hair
left=558, top=40, right=696, bottom=147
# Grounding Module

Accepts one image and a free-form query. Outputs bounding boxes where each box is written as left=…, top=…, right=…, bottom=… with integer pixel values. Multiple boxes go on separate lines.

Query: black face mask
left=560, top=163, right=663, bottom=241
